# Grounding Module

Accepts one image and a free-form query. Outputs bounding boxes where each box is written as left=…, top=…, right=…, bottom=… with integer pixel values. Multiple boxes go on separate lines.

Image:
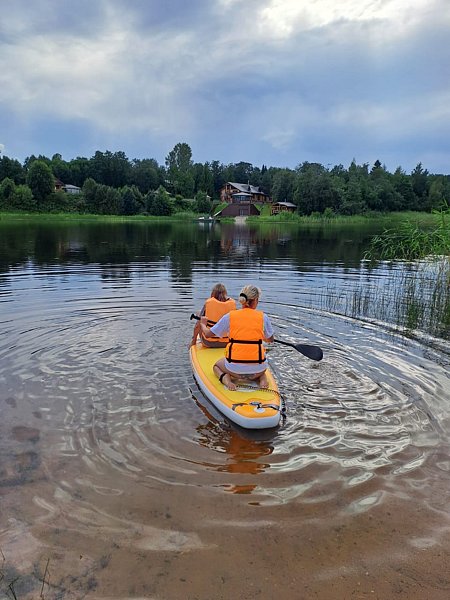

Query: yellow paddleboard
left=190, top=342, right=282, bottom=429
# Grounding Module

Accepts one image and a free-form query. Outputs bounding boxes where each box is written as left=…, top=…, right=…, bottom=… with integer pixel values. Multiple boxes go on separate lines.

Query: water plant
left=319, top=259, right=449, bottom=339
left=365, top=205, right=449, bottom=261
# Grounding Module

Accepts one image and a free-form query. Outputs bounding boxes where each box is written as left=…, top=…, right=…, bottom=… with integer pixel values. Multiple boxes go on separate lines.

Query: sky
left=0, top=0, right=449, bottom=174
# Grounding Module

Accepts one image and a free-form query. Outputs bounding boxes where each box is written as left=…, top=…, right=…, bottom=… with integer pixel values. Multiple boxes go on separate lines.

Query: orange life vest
left=226, top=308, right=265, bottom=363
left=201, top=297, right=236, bottom=346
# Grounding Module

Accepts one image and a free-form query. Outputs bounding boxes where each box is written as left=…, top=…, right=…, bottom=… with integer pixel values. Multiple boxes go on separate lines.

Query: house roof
left=228, top=182, right=267, bottom=195
left=273, top=201, right=296, bottom=208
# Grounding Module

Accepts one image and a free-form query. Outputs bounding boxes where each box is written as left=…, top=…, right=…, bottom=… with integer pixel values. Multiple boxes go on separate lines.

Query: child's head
left=211, top=283, right=228, bottom=302
left=238, top=284, right=261, bottom=307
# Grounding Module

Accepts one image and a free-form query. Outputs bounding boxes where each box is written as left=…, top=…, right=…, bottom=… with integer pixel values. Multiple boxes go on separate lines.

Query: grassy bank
left=249, top=210, right=440, bottom=227
left=365, top=209, right=449, bottom=260
left=1, top=209, right=441, bottom=230
left=0, top=211, right=200, bottom=223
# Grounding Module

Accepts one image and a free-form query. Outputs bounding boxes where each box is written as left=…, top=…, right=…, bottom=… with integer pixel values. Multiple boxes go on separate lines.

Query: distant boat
left=195, top=216, right=219, bottom=223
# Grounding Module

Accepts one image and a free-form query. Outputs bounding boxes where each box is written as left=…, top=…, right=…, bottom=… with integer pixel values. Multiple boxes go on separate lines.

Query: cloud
left=258, top=0, right=432, bottom=39
left=0, top=0, right=449, bottom=172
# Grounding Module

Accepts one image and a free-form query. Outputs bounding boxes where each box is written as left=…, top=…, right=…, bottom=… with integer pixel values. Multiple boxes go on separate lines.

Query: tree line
left=0, top=142, right=449, bottom=216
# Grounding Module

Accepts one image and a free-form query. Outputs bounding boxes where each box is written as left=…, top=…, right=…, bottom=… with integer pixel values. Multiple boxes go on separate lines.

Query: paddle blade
left=273, top=338, right=323, bottom=361
left=293, top=343, right=323, bottom=361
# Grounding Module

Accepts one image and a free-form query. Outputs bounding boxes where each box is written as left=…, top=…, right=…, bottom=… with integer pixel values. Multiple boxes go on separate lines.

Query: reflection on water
left=192, top=394, right=274, bottom=494
left=0, top=219, right=449, bottom=599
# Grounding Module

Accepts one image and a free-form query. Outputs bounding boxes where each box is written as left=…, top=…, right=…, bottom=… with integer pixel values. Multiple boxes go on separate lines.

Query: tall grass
left=336, top=207, right=448, bottom=338
left=319, top=259, right=450, bottom=339
left=365, top=207, right=450, bottom=261
left=0, top=211, right=200, bottom=222
left=251, top=210, right=441, bottom=227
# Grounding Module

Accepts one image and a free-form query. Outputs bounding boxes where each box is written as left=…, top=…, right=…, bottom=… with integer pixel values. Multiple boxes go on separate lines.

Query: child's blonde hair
left=238, top=284, right=261, bottom=307
left=211, top=283, right=228, bottom=302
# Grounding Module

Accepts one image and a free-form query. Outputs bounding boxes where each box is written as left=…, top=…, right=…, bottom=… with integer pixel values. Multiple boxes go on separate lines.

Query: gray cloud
left=0, top=0, right=449, bottom=172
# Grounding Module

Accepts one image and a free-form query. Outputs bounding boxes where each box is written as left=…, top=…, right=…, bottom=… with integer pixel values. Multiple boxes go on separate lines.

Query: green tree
left=392, top=167, right=418, bottom=210
left=428, top=176, right=449, bottom=210
left=271, top=169, right=296, bottom=203
left=150, top=186, right=172, bottom=216
left=26, top=160, right=55, bottom=203
left=369, top=159, right=387, bottom=181
left=193, top=163, right=214, bottom=196
left=13, top=185, right=36, bottom=211
left=194, top=190, right=211, bottom=213
left=89, top=150, right=131, bottom=188
left=104, top=187, right=122, bottom=214
left=0, top=156, right=25, bottom=184
left=41, top=190, right=71, bottom=213
left=130, top=159, right=160, bottom=194
left=0, top=177, right=16, bottom=206
left=211, top=160, right=226, bottom=198
left=340, top=179, right=366, bottom=214
left=260, top=166, right=274, bottom=196
left=165, top=143, right=194, bottom=196
left=411, top=163, right=430, bottom=205
left=82, top=178, right=98, bottom=213
left=294, top=163, right=340, bottom=214
left=51, top=153, right=72, bottom=183
left=69, top=157, right=91, bottom=187
left=120, top=185, right=144, bottom=215
left=230, top=161, right=254, bottom=183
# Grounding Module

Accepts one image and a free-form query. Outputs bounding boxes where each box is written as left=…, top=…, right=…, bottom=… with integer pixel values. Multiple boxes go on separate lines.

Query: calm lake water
left=1, top=219, right=449, bottom=599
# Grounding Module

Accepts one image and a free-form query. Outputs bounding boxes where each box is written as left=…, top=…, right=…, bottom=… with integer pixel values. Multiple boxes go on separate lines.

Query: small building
left=271, top=201, right=297, bottom=215
left=64, top=184, right=82, bottom=195
left=54, top=178, right=65, bottom=192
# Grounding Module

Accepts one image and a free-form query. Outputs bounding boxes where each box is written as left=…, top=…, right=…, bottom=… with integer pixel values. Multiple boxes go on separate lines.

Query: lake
left=1, top=218, right=449, bottom=599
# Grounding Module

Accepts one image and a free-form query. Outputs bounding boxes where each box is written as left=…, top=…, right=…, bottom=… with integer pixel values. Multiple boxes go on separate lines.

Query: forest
left=0, top=142, right=449, bottom=217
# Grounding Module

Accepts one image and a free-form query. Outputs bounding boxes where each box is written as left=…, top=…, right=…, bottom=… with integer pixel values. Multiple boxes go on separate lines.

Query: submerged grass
left=319, top=258, right=450, bottom=340
left=322, top=207, right=448, bottom=339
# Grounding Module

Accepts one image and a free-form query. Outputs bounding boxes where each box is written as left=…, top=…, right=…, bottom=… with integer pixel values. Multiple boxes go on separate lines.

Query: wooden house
left=271, top=201, right=297, bottom=215
left=54, top=179, right=82, bottom=195
left=54, top=178, right=65, bottom=192
left=220, top=182, right=271, bottom=204
left=217, top=181, right=270, bottom=217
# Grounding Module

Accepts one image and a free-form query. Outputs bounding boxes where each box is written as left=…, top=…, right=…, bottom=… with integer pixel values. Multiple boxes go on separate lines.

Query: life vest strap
left=227, top=338, right=264, bottom=363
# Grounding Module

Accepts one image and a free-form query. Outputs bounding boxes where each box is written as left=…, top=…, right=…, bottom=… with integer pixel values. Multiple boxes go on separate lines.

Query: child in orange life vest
left=200, top=284, right=274, bottom=391
left=190, top=283, right=237, bottom=347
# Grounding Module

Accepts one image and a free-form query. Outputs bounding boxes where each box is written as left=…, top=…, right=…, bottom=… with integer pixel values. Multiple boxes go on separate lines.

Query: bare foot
left=258, top=373, right=269, bottom=389
left=221, top=373, right=237, bottom=391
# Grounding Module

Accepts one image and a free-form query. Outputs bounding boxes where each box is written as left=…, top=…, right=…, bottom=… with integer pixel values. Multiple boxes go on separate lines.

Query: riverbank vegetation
left=319, top=256, right=450, bottom=340
left=365, top=206, right=449, bottom=260
left=323, top=207, right=450, bottom=339
left=1, top=143, right=449, bottom=217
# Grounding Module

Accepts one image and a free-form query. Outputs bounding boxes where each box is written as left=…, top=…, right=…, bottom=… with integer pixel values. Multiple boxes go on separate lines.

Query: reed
left=252, top=210, right=440, bottom=228
left=319, top=258, right=450, bottom=339
left=365, top=207, right=450, bottom=261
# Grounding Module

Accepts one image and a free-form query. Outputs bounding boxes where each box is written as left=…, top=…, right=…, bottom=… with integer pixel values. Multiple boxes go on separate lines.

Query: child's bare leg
left=258, top=372, right=269, bottom=388
left=213, top=360, right=237, bottom=391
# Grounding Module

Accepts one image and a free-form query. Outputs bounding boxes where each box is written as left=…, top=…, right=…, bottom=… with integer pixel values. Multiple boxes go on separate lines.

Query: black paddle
left=190, top=313, right=323, bottom=361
